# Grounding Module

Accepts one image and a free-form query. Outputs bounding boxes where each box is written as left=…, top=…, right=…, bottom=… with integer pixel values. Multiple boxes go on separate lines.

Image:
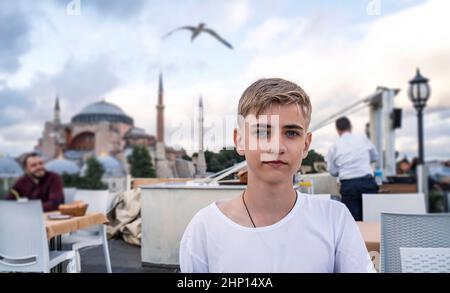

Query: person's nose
left=277, top=138, right=287, bottom=155
left=265, top=132, right=287, bottom=155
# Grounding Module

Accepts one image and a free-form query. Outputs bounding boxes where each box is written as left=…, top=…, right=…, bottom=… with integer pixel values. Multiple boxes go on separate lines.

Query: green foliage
left=0, top=179, right=6, bottom=199
left=127, top=146, right=156, bottom=178
left=61, top=173, right=81, bottom=188
left=301, top=149, right=325, bottom=173
left=182, top=154, right=192, bottom=161
left=429, top=188, right=446, bottom=213
left=205, top=148, right=245, bottom=173
left=77, top=157, right=108, bottom=190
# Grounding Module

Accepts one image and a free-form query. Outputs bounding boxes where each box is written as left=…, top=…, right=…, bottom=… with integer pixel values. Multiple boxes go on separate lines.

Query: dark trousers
left=340, top=176, right=379, bottom=221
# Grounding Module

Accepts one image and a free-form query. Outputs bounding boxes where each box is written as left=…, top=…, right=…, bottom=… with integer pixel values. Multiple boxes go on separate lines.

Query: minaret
left=196, top=95, right=207, bottom=177
left=156, top=72, right=164, bottom=143
left=199, top=96, right=204, bottom=151
left=54, top=96, right=61, bottom=125
left=52, top=96, right=63, bottom=159
left=155, top=72, right=174, bottom=178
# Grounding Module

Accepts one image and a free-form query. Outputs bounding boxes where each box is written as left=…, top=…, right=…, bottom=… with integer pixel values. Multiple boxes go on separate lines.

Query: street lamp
left=408, top=68, right=431, bottom=205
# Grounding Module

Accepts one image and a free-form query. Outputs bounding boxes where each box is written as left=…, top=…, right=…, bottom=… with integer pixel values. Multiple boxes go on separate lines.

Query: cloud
left=57, top=0, right=147, bottom=18
left=0, top=0, right=448, bottom=161
left=227, top=0, right=252, bottom=32
left=243, top=18, right=290, bottom=50
left=0, top=3, right=31, bottom=73
left=0, top=86, right=33, bottom=127
left=51, top=57, right=121, bottom=106
left=0, top=122, right=42, bottom=155
left=237, top=0, right=450, bottom=160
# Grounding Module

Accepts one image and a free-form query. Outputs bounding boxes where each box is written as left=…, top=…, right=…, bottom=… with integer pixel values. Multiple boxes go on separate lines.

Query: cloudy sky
left=0, top=0, right=449, bottom=161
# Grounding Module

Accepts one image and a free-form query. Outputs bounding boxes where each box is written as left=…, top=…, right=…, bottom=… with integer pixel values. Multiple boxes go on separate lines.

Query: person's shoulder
left=46, top=171, right=63, bottom=181
left=46, top=171, right=60, bottom=177
left=15, top=174, right=28, bottom=182
left=327, top=141, right=338, bottom=155
left=13, top=174, right=30, bottom=186
left=334, top=134, right=350, bottom=148
left=299, top=193, right=348, bottom=219
left=300, top=193, right=344, bottom=207
left=354, top=133, right=371, bottom=143
left=187, top=202, right=218, bottom=228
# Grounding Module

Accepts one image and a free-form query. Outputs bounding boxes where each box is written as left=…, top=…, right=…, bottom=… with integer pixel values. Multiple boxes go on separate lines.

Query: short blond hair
left=238, top=78, right=312, bottom=128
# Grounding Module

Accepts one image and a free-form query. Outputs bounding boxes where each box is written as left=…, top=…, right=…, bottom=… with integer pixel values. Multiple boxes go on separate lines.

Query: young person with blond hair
left=180, top=78, right=375, bottom=273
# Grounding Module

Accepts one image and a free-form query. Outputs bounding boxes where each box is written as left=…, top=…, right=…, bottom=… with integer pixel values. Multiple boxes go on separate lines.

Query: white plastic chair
left=380, top=213, right=450, bottom=273
left=362, top=193, right=426, bottom=222
left=62, top=190, right=112, bottom=273
left=0, top=200, right=76, bottom=273
left=63, top=188, right=77, bottom=204
left=400, top=247, right=450, bottom=273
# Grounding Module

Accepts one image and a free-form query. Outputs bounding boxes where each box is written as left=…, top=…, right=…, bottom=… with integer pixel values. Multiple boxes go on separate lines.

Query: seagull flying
left=163, top=23, right=233, bottom=49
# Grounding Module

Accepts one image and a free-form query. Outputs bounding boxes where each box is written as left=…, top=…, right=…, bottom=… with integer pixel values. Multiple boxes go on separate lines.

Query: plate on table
left=47, top=213, right=72, bottom=220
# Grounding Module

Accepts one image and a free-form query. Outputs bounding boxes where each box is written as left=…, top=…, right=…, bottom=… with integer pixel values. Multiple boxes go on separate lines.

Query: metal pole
left=416, top=108, right=428, bottom=211
left=383, top=89, right=396, bottom=177
left=417, top=109, right=424, bottom=165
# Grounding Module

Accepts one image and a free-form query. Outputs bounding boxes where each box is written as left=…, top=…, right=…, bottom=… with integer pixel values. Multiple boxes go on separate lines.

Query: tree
left=302, top=149, right=325, bottom=173
left=127, top=146, right=156, bottom=178
left=205, top=147, right=245, bottom=173
left=78, top=157, right=108, bottom=190
left=182, top=154, right=192, bottom=161
left=61, top=173, right=81, bottom=188
left=208, top=157, right=223, bottom=173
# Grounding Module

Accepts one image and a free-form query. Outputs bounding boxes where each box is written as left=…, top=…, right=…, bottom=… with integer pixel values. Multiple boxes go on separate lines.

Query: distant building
left=35, top=73, right=194, bottom=181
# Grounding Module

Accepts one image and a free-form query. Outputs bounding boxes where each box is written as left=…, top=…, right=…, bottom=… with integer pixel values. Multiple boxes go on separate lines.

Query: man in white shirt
left=326, top=117, right=379, bottom=221
left=180, top=79, right=375, bottom=273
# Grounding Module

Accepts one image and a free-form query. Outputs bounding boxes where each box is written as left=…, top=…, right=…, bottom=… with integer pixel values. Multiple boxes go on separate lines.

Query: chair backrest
left=73, top=190, right=109, bottom=235
left=63, top=188, right=77, bottom=204
left=74, top=190, right=109, bottom=213
left=362, top=193, right=426, bottom=222
left=400, top=247, right=450, bottom=273
left=0, top=200, right=50, bottom=272
left=380, top=213, right=450, bottom=273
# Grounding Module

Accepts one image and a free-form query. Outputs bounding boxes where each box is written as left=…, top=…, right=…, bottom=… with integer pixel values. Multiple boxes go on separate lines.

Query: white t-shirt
left=326, top=132, right=379, bottom=180
left=179, top=191, right=376, bottom=273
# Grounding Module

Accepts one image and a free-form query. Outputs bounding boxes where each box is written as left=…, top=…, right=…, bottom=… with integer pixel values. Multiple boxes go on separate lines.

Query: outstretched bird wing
left=203, top=28, right=234, bottom=49
left=162, top=26, right=197, bottom=39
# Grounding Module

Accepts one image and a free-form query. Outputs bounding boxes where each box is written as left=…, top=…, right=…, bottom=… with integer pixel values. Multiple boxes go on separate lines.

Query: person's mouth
left=262, top=160, right=288, bottom=168
left=33, top=170, right=45, bottom=177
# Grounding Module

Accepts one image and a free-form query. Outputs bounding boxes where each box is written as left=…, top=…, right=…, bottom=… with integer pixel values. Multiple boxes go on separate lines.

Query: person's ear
left=302, top=132, right=312, bottom=159
left=234, top=128, right=245, bottom=156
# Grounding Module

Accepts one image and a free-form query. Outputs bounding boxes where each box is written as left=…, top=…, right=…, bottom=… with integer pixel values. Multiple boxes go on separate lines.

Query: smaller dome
left=0, top=156, right=23, bottom=178
left=64, top=150, right=85, bottom=161
left=46, top=158, right=80, bottom=175
left=81, top=156, right=125, bottom=178
left=124, top=127, right=152, bottom=139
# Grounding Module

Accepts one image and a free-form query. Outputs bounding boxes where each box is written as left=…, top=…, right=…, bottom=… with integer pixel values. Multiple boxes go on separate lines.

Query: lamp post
left=408, top=68, right=431, bottom=208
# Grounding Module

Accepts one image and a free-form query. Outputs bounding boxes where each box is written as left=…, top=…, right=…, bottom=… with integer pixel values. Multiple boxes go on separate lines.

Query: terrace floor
left=80, top=239, right=178, bottom=273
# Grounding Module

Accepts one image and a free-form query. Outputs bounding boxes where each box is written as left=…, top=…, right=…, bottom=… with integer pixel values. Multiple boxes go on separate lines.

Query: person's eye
left=286, top=130, right=300, bottom=138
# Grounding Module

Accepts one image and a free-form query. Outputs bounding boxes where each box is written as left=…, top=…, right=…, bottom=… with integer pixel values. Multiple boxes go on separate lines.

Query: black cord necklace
left=242, top=190, right=298, bottom=228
